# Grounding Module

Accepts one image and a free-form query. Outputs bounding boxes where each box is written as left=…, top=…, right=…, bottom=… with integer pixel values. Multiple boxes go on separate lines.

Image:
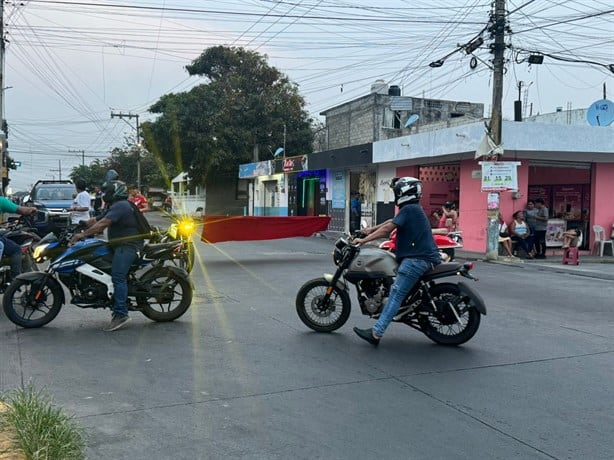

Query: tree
left=69, top=145, right=178, bottom=191
left=142, top=46, right=314, bottom=185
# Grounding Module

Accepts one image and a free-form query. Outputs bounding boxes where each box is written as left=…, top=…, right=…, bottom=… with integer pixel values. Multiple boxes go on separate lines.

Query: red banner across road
left=200, top=216, right=331, bottom=243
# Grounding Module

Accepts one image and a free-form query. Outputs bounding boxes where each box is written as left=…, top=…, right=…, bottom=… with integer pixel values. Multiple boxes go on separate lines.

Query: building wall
left=591, top=163, right=614, bottom=247
left=205, top=175, right=249, bottom=216
left=322, top=91, right=484, bottom=151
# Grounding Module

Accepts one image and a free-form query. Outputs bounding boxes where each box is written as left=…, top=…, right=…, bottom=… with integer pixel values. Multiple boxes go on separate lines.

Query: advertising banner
left=479, top=161, right=521, bottom=192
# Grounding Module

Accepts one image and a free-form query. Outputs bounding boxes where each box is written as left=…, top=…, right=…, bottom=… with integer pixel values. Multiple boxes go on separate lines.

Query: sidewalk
left=457, top=248, right=614, bottom=280
left=313, top=231, right=614, bottom=281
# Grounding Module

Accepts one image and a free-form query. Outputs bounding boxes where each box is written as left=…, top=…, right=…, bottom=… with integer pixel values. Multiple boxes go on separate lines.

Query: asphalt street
left=1, top=213, right=613, bottom=459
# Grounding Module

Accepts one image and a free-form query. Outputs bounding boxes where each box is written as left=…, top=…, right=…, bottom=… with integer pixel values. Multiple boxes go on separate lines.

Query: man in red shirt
left=128, top=186, right=149, bottom=212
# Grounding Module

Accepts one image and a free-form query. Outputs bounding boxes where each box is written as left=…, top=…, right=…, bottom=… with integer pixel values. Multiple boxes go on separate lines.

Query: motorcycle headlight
left=33, top=243, right=50, bottom=262
left=177, top=218, right=196, bottom=237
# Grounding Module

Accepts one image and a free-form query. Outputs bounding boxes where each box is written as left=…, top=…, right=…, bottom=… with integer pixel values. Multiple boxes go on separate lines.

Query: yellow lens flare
left=177, top=218, right=196, bottom=237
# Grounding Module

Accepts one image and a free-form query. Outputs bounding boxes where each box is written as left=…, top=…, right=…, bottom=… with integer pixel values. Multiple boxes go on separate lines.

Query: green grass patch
left=0, top=386, right=86, bottom=460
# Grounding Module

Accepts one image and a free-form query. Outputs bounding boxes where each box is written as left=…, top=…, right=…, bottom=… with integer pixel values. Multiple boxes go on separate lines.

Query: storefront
left=308, top=143, right=374, bottom=232
left=373, top=120, right=614, bottom=253
left=528, top=162, right=591, bottom=248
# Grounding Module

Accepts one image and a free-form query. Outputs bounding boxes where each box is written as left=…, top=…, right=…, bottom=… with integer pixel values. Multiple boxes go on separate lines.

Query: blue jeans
left=373, top=258, right=434, bottom=337
left=0, top=237, right=23, bottom=277
left=111, top=245, right=139, bottom=317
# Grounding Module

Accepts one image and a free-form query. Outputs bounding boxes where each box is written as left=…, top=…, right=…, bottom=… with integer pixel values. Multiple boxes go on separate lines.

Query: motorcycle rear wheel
left=137, top=267, right=193, bottom=322
left=419, top=283, right=481, bottom=346
left=2, top=278, right=63, bottom=328
left=296, top=278, right=351, bottom=332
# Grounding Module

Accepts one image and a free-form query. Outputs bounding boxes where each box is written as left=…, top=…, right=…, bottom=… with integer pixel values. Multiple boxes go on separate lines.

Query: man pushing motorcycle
left=70, top=171, right=144, bottom=332
left=352, top=177, right=441, bottom=346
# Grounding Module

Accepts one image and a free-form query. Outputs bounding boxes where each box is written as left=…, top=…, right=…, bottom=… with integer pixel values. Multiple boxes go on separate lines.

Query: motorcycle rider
left=70, top=171, right=144, bottom=332
left=0, top=196, right=38, bottom=277
left=353, top=177, right=441, bottom=346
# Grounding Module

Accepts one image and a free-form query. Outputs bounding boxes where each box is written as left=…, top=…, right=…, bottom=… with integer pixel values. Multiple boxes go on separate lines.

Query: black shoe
left=535, top=254, right=546, bottom=259
left=353, top=327, right=380, bottom=346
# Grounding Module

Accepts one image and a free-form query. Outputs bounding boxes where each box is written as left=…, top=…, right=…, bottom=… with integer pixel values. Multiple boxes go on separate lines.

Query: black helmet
left=443, top=201, right=456, bottom=210
left=105, top=169, right=119, bottom=182
left=102, top=180, right=128, bottom=203
left=391, top=177, right=422, bottom=207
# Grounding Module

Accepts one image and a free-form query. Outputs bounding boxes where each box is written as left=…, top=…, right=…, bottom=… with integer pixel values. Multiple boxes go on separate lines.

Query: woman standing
left=524, top=200, right=537, bottom=257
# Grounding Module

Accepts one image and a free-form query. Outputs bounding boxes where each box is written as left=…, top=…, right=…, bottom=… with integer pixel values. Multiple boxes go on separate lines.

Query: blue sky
left=4, top=0, right=613, bottom=191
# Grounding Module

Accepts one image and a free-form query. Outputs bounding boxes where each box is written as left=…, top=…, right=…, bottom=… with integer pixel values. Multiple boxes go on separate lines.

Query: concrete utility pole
left=110, top=111, right=141, bottom=189
left=69, top=149, right=85, bottom=166
left=51, top=160, right=62, bottom=181
left=0, top=0, right=6, bottom=196
left=484, top=0, right=507, bottom=260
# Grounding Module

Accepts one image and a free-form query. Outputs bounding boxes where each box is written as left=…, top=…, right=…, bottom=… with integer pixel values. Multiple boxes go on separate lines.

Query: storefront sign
left=273, top=155, right=308, bottom=174
left=479, top=161, right=520, bottom=192
left=239, top=160, right=272, bottom=178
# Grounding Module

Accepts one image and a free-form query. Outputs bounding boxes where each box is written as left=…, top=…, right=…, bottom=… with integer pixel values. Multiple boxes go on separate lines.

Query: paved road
left=1, top=218, right=613, bottom=459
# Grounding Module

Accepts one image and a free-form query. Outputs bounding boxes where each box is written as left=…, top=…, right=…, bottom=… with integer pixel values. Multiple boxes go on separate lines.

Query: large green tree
left=142, top=46, right=314, bottom=185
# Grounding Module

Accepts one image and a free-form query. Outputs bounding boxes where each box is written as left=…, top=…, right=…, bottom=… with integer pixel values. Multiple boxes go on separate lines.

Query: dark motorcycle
left=149, top=216, right=196, bottom=273
left=2, top=224, right=194, bottom=328
left=296, top=234, right=486, bottom=346
left=0, top=214, right=42, bottom=291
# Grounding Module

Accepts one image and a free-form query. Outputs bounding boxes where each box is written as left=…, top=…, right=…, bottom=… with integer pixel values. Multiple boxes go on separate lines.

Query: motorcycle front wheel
left=137, top=267, right=193, bottom=322
left=2, top=278, right=63, bottom=328
left=295, top=278, right=351, bottom=332
left=419, top=283, right=481, bottom=346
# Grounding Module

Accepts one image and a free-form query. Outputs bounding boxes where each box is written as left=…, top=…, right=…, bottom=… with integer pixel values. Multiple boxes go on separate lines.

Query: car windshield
left=36, top=186, right=75, bottom=200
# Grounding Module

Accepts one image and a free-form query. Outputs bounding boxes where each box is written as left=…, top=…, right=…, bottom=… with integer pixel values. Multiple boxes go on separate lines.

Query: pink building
left=372, top=120, right=614, bottom=253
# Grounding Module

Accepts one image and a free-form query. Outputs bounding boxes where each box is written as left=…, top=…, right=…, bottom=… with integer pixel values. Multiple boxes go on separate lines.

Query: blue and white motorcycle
left=2, top=226, right=194, bottom=328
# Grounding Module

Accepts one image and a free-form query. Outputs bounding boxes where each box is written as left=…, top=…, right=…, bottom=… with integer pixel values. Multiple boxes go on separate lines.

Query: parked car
left=24, top=180, right=76, bottom=235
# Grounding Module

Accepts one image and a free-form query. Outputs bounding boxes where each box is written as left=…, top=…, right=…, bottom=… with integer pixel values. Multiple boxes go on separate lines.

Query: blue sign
left=332, top=170, right=346, bottom=209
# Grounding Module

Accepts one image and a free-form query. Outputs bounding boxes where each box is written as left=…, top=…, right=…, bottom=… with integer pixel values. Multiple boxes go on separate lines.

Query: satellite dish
left=404, top=114, right=420, bottom=128
left=273, top=147, right=284, bottom=157
left=587, top=99, right=614, bottom=126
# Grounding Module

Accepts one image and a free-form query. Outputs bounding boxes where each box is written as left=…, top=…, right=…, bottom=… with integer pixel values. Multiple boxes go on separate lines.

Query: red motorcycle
left=379, top=228, right=463, bottom=261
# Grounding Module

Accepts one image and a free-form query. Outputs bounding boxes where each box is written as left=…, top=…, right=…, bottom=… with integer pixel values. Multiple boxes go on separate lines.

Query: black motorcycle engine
left=357, top=279, right=389, bottom=315
left=60, top=273, right=108, bottom=306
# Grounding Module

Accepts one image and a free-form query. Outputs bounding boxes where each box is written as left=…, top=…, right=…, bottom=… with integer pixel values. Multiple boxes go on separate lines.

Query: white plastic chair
left=592, top=225, right=613, bottom=257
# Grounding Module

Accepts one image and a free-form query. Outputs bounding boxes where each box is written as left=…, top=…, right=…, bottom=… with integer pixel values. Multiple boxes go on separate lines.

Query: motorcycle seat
left=424, top=262, right=462, bottom=276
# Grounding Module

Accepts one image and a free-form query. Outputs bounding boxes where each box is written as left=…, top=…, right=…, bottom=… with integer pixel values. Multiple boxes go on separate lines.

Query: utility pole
left=484, top=0, right=506, bottom=260
left=0, top=0, right=6, bottom=196
left=110, top=111, right=141, bottom=189
left=51, top=160, right=62, bottom=181
left=69, top=149, right=85, bottom=166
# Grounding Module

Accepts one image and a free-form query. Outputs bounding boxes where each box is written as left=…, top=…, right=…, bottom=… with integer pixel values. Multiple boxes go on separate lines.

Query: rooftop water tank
left=388, top=85, right=401, bottom=96
left=371, top=79, right=388, bottom=94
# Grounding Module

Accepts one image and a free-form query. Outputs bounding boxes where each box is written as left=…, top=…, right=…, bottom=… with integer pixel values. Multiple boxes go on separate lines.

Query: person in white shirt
left=70, top=179, right=91, bottom=224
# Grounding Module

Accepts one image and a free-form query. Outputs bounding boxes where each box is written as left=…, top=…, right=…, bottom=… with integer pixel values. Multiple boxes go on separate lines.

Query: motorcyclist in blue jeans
left=70, top=173, right=144, bottom=332
left=353, top=177, right=441, bottom=346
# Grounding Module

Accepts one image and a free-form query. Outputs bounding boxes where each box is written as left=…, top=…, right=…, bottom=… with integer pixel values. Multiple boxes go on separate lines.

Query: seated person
left=510, top=210, right=533, bottom=259
left=498, top=213, right=514, bottom=257
left=562, top=229, right=581, bottom=249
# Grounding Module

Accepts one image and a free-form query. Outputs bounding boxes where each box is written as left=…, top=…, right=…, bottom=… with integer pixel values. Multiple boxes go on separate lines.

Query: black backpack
left=127, top=200, right=153, bottom=236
